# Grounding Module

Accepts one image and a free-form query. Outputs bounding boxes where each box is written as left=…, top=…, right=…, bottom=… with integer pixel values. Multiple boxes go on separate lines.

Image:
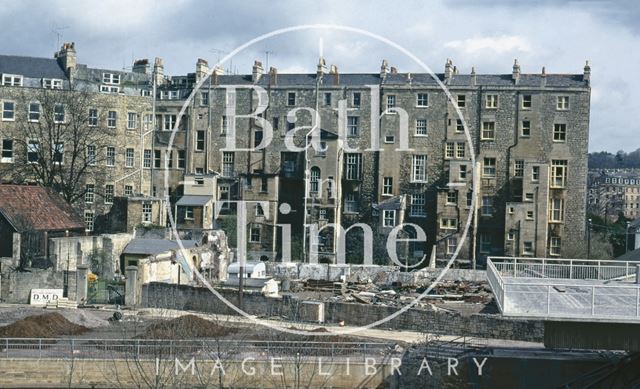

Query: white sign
left=30, top=289, right=64, bottom=305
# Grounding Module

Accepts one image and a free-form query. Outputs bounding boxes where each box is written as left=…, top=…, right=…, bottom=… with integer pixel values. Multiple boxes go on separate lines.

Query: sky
left=0, top=0, right=637, bottom=152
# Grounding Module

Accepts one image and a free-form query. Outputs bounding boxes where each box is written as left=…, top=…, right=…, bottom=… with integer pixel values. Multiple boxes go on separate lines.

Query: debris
left=0, top=313, right=89, bottom=338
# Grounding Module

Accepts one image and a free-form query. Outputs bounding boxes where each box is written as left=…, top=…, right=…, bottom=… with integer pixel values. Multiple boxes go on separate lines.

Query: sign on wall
left=30, top=289, right=64, bottom=305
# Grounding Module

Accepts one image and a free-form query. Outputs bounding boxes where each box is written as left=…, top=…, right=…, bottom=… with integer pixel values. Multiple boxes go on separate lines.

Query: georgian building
left=0, top=43, right=591, bottom=266
left=588, top=169, right=640, bottom=220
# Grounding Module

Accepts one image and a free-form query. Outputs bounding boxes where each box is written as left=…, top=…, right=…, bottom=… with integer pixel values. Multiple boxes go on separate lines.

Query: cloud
left=444, top=36, right=532, bottom=55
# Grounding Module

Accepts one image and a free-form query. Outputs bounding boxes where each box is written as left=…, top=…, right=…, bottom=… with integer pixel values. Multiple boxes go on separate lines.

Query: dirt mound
left=0, top=313, right=89, bottom=338
left=137, top=315, right=237, bottom=339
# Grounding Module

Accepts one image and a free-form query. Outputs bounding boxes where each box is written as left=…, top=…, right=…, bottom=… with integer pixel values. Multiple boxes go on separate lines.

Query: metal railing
left=0, top=338, right=392, bottom=361
left=487, top=257, right=640, bottom=321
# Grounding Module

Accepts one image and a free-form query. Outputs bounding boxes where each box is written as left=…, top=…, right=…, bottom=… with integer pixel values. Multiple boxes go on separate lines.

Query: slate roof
left=176, top=195, right=212, bottom=207
left=122, top=238, right=198, bottom=255
left=0, top=184, right=84, bottom=232
left=0, top=55, right=68, bottom=79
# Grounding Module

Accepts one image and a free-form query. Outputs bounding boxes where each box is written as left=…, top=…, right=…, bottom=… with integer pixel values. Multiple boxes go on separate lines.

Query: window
left=386, top=95, right=396, bottom=110
left=166, top=150, right=173, bottom=168
left=455, top=119, right=464, bottom=133
left=479, top=234, right=491, bottom=253
left=352, top=92, right=361, bottom=107
left=104, top=184, right=114, bottom=204
left=417, top=93, right=428, bottom=107
left=410, top=194, right=426, bottom=217
left=412, top=155, right=427, bottom=182
left=385, top=135, right=395, bottom=143
left=446, top=191, right=458, bottom=205
left=163, top=115, right=176, bottom=131
left=53, top=142, right=64, bottom=164
left=29, top=103, right=40, bottom=122
left=287, top=92, right=296, bottom=106
left=143, top=114, right=153, bottom=130
left=107, top=111, right=117, bottom=128
left=347, top=116, right=359, bottom=137
left=85, top=184, right=95, bottom=203
left=519, top=95, right=532, bottom=109
left=178, top=150, right=186, bottom=169
left=219, top=184, right=230, bottom=209
left=223, top=152, right=234, bottom=177
left=127, top=112, right=137, bottom=130
left=125, top=148, right=134, bottom=167
left=445, top=142, right=455, bottom=159
left=459, top=165, right=467, bottom=180
left=507, top=231, right=515, bottom=241
left=2, top=74, right=22, bottom=86
left=523, top=241, right=533, bottom=255
left=526, top=210, right=534, bottom=220
left=106, top=147, right=115, bottom=167
left=440, top=218, right=457, bottom=229
left=550, top=237, right=561, bottom=256
left=319, top=209, right=327, bottom=220
left=271, top=116, right=278, bottom=132
left=485, top=94, right=498, bottom=108
left=53, top=104, right=65, bottom=123
left=553, top=123, right=566, bottom=142
left=446, top=237, right=457, bottom=255
left=1, top=139, right=13, bottom=163
left=124, top=185, right=133, bottom=196
left=532, top=166, right=540, bottom=182
left=102, top=73, right=120, bottom=84
left=154, top=150, right=161, bottom=168
left=521, top=120, right=531, bottom=137
left=514, top=160, right=524, bottom=177
left=249, top=224, right=261, bottom=243
left=550, top=198, right=564, bottom=222
left=323, top=92, right=332, bottom=106
left=254, top=129, right=263, bottom=148
left=196, top=131, right=205, bottom=151
left=27, top=140, right=39, bottom=163
left=138, top=203, right=152, bottom=223
left=100, top=85, right=120, bottom=93
left=457, top=94, right=466, bottom=108
left=383, top=177, right=393, bottom=195
left=467, top=190, right=473, bottom=207
left=556, top=96, right=569, bottom=110
left=201, top=92, right=209, bottom=105
left=525, top=192, right=534, bottom=201
left=483, top=158, right=496, bottom=177
left=481, top=121, right=495, bottom=140
left=345, top=153, right=362, bottom=180
left=383, top=210, right=396, bottom=227
left=184, top=206, right=194, bottom=220
left=481, top=196, right=493, bottom=216
left=551, top=160, right=568, bottom=188
left=42, top=78, right=63, bottom=89
left=84, top=211, right=94, bottom=232
left=87, top=145, right=96, bottom=165
left=416, top=119, right=427, bottom=136
left=344, top=193, right=358, bottom=213
left=456, top=143, right=465, bottom=159
left=143, top=149, right=152, bottom=168
left=88, top=108, right=98, bottom=126
left=2, top=101, right=15, bottom=121
left=310, top=167, right=320, bottom=193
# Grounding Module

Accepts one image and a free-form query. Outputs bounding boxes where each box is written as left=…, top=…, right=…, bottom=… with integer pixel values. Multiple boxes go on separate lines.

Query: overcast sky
left=0, top=0, right=637, bottom=152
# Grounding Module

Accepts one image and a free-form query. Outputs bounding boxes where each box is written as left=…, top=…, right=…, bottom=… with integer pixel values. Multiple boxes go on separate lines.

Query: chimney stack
left=269, top=66, right=278, bottom=86
left=153, top=57, right=165, bottom=86
left=212, top=66, right=224, bottom=85
left=317, top=57, right=327, bottom=78
left=132, top=59, right=149, bottom=74
left=380, top=59, right=390, bottom=79
left=512, top=59, right=521, bottom=84
left=55, top=42, right=77, bottom=79
left=196, top=58, right=209, bottom=82
left=470, top=66, right=476, bottom=86
left=390, top=66, right=398, bottom=74
left=252, top=60, right=263, bottom=83
left=329, top=64, right=339, bottom=85
left=541, top=66, right=547, bottom=87
left=444, top=59, right=454, bottom=82
left=583, top=60, right=591, bottom=85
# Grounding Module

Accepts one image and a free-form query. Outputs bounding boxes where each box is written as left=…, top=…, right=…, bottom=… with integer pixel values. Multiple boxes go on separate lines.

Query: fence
left=487, top=257, right=640, bottom=321
left=0, top=338, right=392, bottom=361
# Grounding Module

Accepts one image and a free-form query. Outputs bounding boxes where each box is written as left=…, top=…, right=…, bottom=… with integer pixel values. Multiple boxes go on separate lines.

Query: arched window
left=310, top=167, right=320, bottom=193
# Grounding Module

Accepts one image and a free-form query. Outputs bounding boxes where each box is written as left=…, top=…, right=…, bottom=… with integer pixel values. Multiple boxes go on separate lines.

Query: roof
left=0, top=55, right=68, bottom=79
left=228, top=261, right=266, bottom=274
left=0, top=185, right=84, bottom=232
left=176, top=195, right=213, bottom=207
left=122, top=239, right=198, bottom=255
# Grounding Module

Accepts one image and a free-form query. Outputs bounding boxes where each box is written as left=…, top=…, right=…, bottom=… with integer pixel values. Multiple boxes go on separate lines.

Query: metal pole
left=239, top=264, right=244, bottom=309
left=587, top=219, right=592, bottom=259
left=626, top=221, right=631, bottom=254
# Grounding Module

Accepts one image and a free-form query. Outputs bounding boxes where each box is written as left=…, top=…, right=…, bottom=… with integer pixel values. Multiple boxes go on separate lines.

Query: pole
left=587, top=218, right=592, bottom=259
left=238, top=264, right=244, bottom=309
left=626, top=221, right=631, bottom=254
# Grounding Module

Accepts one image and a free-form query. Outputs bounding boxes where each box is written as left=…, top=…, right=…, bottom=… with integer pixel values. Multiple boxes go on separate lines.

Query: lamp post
left=587, top=218, right=592, bottom=259
left=626, top=221, right=631, bottom=254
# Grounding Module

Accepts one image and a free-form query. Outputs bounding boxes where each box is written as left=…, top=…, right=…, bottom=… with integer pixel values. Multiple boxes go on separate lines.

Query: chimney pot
left=252, top=60, right=264, bottom=83
left=583, top=60, right=591, bottom=85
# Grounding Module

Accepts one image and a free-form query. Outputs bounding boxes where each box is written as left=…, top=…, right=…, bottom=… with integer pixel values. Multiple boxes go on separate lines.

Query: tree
left=1, top=86, right=116, bottom=205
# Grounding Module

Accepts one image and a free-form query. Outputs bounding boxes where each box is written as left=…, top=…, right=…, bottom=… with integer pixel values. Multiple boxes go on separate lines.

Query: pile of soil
left=0, top=313, right=89, bottom=338
left=137, top=315, right=238, bottom=339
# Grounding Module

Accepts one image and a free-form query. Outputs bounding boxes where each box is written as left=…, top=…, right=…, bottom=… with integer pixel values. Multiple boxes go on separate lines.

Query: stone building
left=587, top=169, right=640, bottom=220
left=1, top=43, right=591, bottom=266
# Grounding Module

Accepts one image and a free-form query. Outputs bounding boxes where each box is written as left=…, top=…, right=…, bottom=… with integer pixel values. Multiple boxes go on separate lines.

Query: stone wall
left=48, top=233, right=133, bottom=277
left=0, top=268, right=77, bottom=303
left=142, top=282, right=543, bottom=342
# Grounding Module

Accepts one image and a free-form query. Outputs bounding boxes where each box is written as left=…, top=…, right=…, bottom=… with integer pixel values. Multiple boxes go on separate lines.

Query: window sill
left=414, top=134, right=428, bottom=137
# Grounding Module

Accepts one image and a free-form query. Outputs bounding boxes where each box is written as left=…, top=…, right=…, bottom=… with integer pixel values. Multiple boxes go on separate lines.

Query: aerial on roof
left=0, top=184, right=84, bottom=232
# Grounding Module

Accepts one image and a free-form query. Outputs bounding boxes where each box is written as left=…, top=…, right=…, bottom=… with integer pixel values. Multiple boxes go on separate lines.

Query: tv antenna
left=264, top=50, right=275, bottom=71
left=210, top=48, right=233, bottom=74
left=51, top=24, right=69, bottom=48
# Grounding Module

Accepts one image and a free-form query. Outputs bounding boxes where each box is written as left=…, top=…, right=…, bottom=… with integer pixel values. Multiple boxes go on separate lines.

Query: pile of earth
left=137, top=315, right=238, bottom=339
left=0, top=313, right=89, bottom=338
